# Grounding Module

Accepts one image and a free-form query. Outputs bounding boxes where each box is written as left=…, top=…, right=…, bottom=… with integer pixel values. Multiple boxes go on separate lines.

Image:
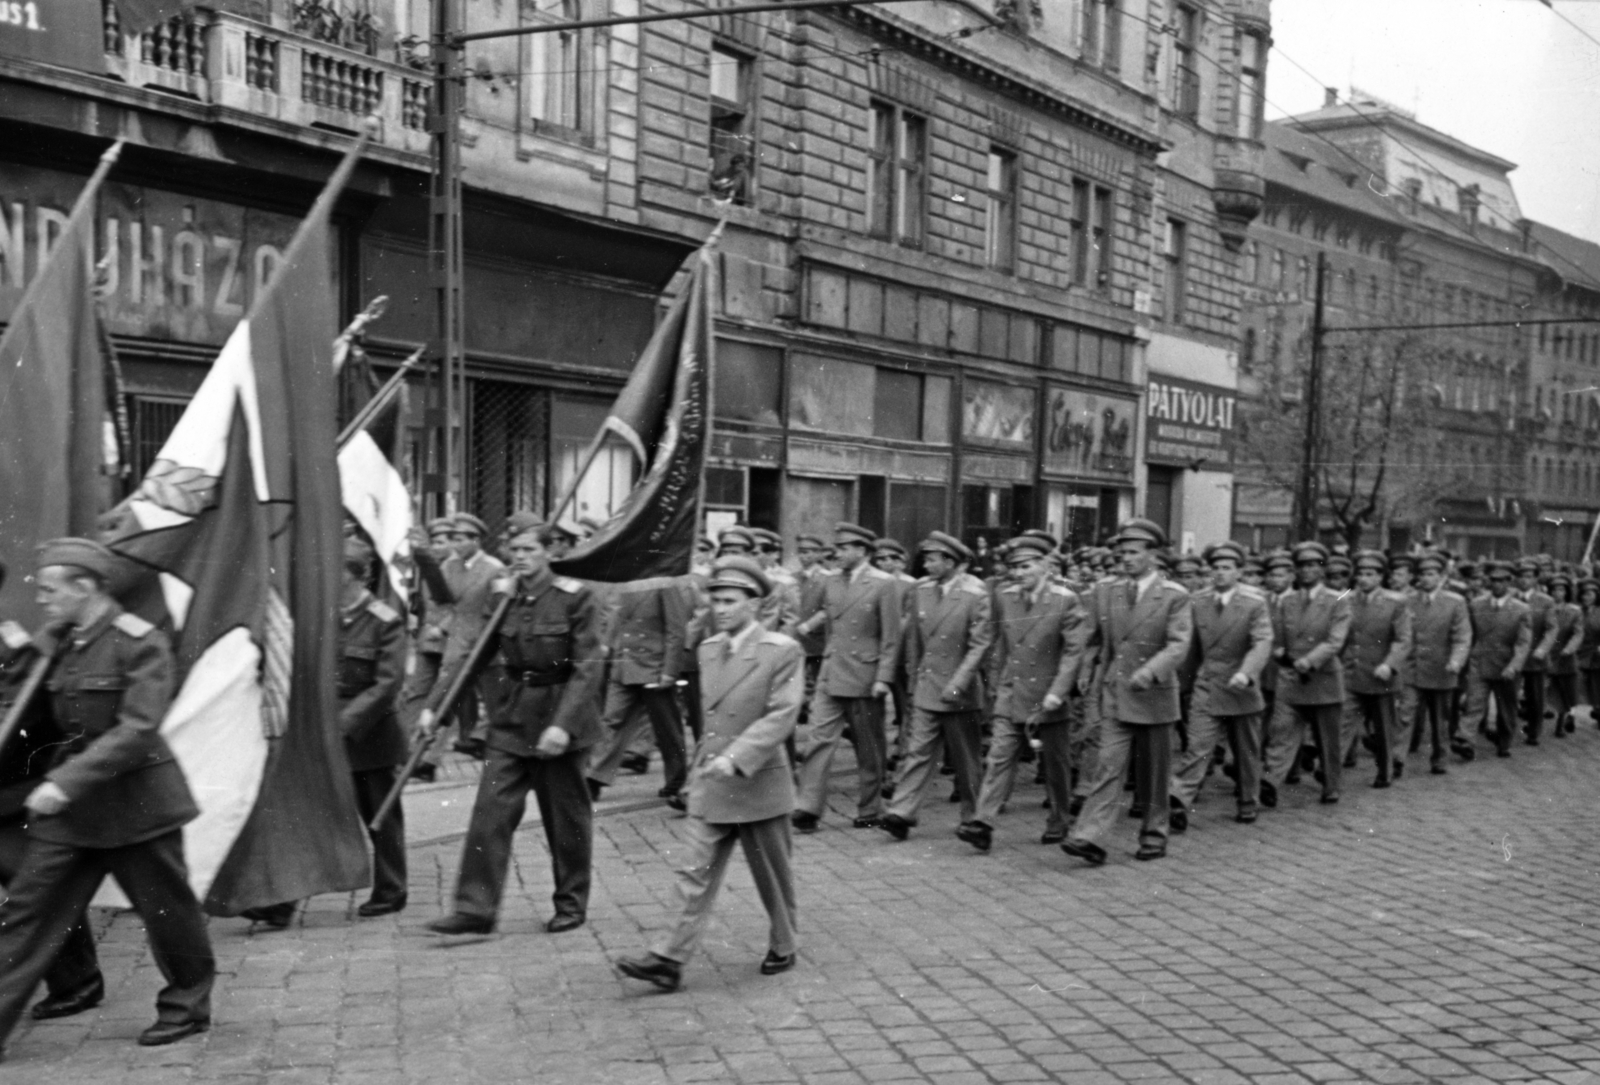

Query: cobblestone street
left=7, top=724, right=1600, bottom=1085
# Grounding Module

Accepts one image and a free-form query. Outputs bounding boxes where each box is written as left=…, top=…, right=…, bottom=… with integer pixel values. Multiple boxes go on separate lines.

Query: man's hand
left=1293, top=657, right=1312, bottom=675
left=1041, top=693, right=1064, bottom=713
left=1128, top=668, right=1153, bottom=692
left=1445, top=661, right=1462, bottom=676
left=1227, top=672, right=1252, bottom=690
left=1374, top=663, right=1393, bottom=682
left=873, top=681, right=893, bottom=700
left=643, top=678, right=675, bottom=690
left=414, top=708, right=437, bottom=743
left=1533, top=648, right=1548, bottom=662
left=941, top=683, right=965, bottom=702
left=24, top=782, right=68, bottom=817
left=1502, top=665, right=1519, bottom=681
left=702, top=754, right=738, bottom=779
left=535, top=726, right=572, bottom=758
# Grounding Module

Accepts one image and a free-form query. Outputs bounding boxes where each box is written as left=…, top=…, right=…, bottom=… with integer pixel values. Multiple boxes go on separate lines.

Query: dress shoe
left=1371, top=777, right=1391, bottom=789
left=1134, top=843, right=1166, bottom=861
left=1525, top=738, right=1540, bottom=747
left=1060, top=839, right=1106, bottom=865
left=1039, top=828, right=1066, bottom=845
left=1068, top=795, right=1085, bottom=817
left=657, top=785, right=681, bottom=798
left=30, top=978, right=104, bottom=1020
left=1313, top=769, right=1325, bottom=785
left=759, top=950, right=796, bottom=976
left=664, top=792, right=687, bottom=812
left=409, top=763, right=437, bottom=783
left=791, top=811, right=820, bottom=834
left=851, top=816, right=881, bottom=829
left=947, top=787, right=961, bottom=803
left=955, top=822, right=992, bottom=853
left=1431, top=764, right=1448, bottom=775
left=620, top=752, right=651, bottom=775
left=1497, top=748, right=1511, bottom=758
left=1169, top=800, right=1188, bottom=834
left=546, top=913, right=585, bottom=934
left=881, top=783, right=895, bottom=800
left=453, top=739, right=486, bottom=760
left=587, top=779, right=606, bottom=802
left=240, top=903, right=295, bottom=929
left=1234, top=811, right=1257, bottom=824
left=1393, top=760, right=1404, bottom=780
left=1299, top=746, right=1320, bottom=772
left=616, top=953, right=682, bottom=992
left=425, top=913, right=494, bottom=936
left=1319, top=794, right=1340, bottom=804
left=1127, top=805, right=1146, bottom=819
left=1259, top=781, right=1278, bottom=808
left=1285, top=771, right=1302, bottom=785
left=357, top=898, right=406, bottom=918
left=880, top=814, right=911, bottom=841
left=137, top=1020, right=209, bottom=1047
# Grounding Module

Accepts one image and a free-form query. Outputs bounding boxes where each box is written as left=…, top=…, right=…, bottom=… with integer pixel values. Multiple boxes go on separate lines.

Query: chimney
left=1324, top=87, right=1339, bottom=108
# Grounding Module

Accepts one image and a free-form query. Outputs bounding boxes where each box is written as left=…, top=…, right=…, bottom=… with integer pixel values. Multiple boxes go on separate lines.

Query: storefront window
left=716, top=340, right=782, bottom=425
left=468, top=379, right=549, bottom=537
left=551, top=394, right=636, bottom=525
left=888, top=482, right=947, bottom=555
left=788, top=355, right=950, bottom=442
left=962, top=378, right=1035, bottom=447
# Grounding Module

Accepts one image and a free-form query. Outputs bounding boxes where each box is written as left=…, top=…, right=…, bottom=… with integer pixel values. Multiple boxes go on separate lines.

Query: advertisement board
left=1042, top=384, right=1136, bottom=481
left=1146, top=374, right=1237, bottom=468
left=0, top=0, right=104, bottom=73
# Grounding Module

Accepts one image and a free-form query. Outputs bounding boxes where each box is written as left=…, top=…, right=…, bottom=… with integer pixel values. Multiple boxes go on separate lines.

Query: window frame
left=709, top=41, right=757, bottom=205
left=1173, top=3, right=1202, bottom=122
left=984, top=146, right=1019, bottom=273
left=1163, top=217, right=1188, bottom=324
left=1235, top=27, right=1266, bottom=140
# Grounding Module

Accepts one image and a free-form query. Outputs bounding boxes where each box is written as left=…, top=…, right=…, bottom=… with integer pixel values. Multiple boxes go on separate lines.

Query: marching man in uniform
left=791, top=523, right=901, bottom=833
left=1059, top=519, right=1192, bottom=864
left=1340, top=550, right=1413, bottom=790
left=0, top=539, right=215, bottom=1051
left=1263, top=542, right=1351, bottom=805
left=1462, top=560, right=1531, bottom=759
left=616, top=556, right=803, bottom=991
left=1168, top=542, right=1273, bottom=831
left=421, top=519, right=604, bottom=937
left=1405, top=551, right=1472, bottom=774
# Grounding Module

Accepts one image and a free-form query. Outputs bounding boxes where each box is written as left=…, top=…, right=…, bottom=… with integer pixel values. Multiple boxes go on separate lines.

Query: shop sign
left=1042, top=384, right=1135, bottom=481
left=0, top=0, right=103, bottom=74
left=1146, top=374, right=1236, bottom=468
left=0, top=164, right=324, bottom=346
left=962, top=377, right=1035, bottom=447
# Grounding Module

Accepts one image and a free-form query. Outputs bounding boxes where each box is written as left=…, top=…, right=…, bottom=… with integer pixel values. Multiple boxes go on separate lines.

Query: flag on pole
left=551, top=244, right=714, bottom=582
left=101, top=144, right=370, bottom=914
left=339, top=355, right=414, bottom=604
left=0, top=142, right=122, bottom=625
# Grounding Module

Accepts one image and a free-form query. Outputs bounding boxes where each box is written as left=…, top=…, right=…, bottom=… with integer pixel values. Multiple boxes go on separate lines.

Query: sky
left=1265, top=0, right=1600, bottom=243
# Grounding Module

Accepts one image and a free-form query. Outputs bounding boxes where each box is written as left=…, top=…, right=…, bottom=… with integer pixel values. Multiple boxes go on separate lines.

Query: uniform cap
left=834, top=522, right=877, bottom=548
left=1483, top=559, right=1515, bottom=577
left=1578, top=577, right=1600, bottom=597
left=503, top=511, right=544, bottom=539
left=453, top=513, right=488, bottom=537
left=1263, top=549, right=1295, bottom=571
left=707, top=555, right=771, bottom=598
left=1387, top=551, right=1416, bottom=571
left=1203, top=542, right=1247, bottom=567
left=718, top=526, right=756, bottom=552
left=1547, top=572, right=1573, bottom=592
left=1018, top=529, right=1058, bottom=549
left=1327, top=554, right=1353, bottom=574
left=795, top=533, right=826, bottom=550
left=918, top=531, right=973, bottom=564
left=1516, top=557, right=1540, bottom=574
left=1353, top=549, right=1388, bottom=572
left=37, top=537, right=119, bottom=580
left=1171, top=552, right=1203, bottom=573
left=749, top=527, right=782, bottom=550
left=874, top=537, right=908, bottom=559
left=1110, top=518, right=1167, bottom=549
left=1413, top=550, right=1447, bottom=572
left=426, top=516, right=456, bottom=535
left=1291, top=541, right=1330, bottom=565
left=1003, top=535, right=1053, bottom=565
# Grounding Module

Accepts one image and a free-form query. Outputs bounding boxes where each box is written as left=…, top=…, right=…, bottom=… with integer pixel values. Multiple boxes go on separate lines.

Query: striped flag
left=101, top=144, right=370, bottom=913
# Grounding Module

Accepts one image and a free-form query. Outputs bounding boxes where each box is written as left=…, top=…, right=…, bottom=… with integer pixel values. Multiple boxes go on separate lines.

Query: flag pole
left=336, top=346, right=425, bottom=448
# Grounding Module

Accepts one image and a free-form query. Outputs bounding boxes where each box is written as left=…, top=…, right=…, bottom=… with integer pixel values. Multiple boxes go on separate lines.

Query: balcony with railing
left=100, top=2, right=431, bottom=156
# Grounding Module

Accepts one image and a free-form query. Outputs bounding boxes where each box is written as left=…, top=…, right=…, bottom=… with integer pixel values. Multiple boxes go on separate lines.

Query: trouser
left=799, top=657, right=822, bottom=726
left=1462, top=671, right=1518, bottom=756
left=652, top=814, right=796, bottom=965
left=456, top=745, right=592, bottom=921
left=887, top=680, right=909, bottom=758
left=586, top=681, right=687, bottom=793
left=1345, top=692, right=1396, bottom=784
left=1261, top=694, right=1303, bottom=788
left=681, top=672, right=704, bottom=742
left=1415, top=687, right=1456, bottom=768
left=1037, top=721, right=1075, bottom=835
left=1171, top=707, right=1261, bottom=816
left=1289, top=702, right=1343, bottom=799
left=1068, top=720, right=1172, bottom=849
left=1071, top=684, right=1102, bottom=799
left=885, top=707, right=983, bottom=825
left=1521, top=669, right=1548, bottom=741
left=1548, top=671, right=1578, bottom=722
left=1584, top=668, right=1600, bottom=719
left=795, top=690, right=887, bottom=820
left=0, top=818, right=99, bottom=1003
left=350, top=766, right=408, bottom=905
left=972, top=714, right=1031, bottom=827
left=1393, top=683, right=1419, bottom=758
left=0, top=830, right=213, bottom=1043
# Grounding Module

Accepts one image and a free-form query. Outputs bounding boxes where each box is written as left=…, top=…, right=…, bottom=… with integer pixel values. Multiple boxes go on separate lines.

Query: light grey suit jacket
left=689, top=627, right=804, bottom=824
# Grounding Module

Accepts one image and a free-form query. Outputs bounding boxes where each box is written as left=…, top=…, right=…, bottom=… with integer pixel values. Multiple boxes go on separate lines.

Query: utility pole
left=1295, top=252, right=1327, bottom=542
left=427, top=0, right=465, bottom=517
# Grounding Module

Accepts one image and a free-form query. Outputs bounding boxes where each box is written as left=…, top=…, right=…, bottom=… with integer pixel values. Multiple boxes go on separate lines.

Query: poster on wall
left=0, top=0, right=104, bottom=73
left=962, top=378, right=1035, bottom=447
left=1146, top=374, right=1237, bottom=468
left=1042, top=384, right=1135, bottom=481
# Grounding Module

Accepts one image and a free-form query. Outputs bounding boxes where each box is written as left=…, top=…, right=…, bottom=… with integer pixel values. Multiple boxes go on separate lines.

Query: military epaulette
left=1048, top=583, right=1073, bottom=598
left=759, top=629, right=800, bottom=650
left=0, top=620, right=30, bottom=651
left=1237, top=584, right=1267, bottom=599
left=492, top=576, right=517, bottom=595
left=552, top=577, right=584, bottom=593
left=1160, top=579, right=1190, bottom=595
left=367, top=599, right=401, bottom=624
left=113, top=612, right=155, bottom=639
left=1381, top=589, right=1408, bottom=602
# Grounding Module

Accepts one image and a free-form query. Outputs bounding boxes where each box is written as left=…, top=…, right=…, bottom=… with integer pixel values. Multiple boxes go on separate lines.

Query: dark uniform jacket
left=814, top=565, right=902, bottom=698
left=1549, top=601, right=1583, bottom=676
left=1187, top=585, right=1273, bottom=717
left=989, top=579, right=1083, bottom=725
left=1082, top=575, right=1193, bottom=724
left=34, top=605, right=198, bottom=849
left=688, top=627, right=804, bottom=824
left=1408, top=588, right=1472, bottom=690
left=1578, top=605, right=1600, bottom=671
left=1519, top=589, right=1560, bottom=673
left=1274, top=584, right=1351, bottom=707
left=1342, top=588, right=1414, bottom=695
left=0, top=636, right=66, bottom=819
left=1468, top=596, right=1532, bottom=679
left=435, top=567, right=604, bottom=756
left=904, top=573, right=994, bottom=713
left=338, top=591, right=407, bottom=772
left=606, top=576, right=696, bottom=687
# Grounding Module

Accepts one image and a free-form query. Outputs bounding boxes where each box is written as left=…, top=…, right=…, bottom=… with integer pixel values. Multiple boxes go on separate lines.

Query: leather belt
left=514, top=668, right=572, bottom=687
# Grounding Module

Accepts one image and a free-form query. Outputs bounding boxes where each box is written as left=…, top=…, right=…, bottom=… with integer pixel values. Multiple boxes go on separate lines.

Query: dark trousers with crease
left=0, top=829, right=213, bottom=1044
left=1348, top=692, right=1395, bottom=784
left=1521, top=670, right=1549, bottom=740
left=681, top=672, right=704, bottom=742
left=351, top=767, right=408, bottom=905
left=456, top=745, right=592, bottom=922
left=1293, top=702, right=1344, bottom=798
left=587, top=683, right=687, bottom=793
left=1416, top=688, right=1456, bottom=766
left=0, top=818, right=99, bottom=1002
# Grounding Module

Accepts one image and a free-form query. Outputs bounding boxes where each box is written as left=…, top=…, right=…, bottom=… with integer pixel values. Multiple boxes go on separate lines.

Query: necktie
left=1215, top=595, right=1225, bottom=617
left=1125, top=581, right=1138, bottom=610
left=721, top=639, right=734, bottom=663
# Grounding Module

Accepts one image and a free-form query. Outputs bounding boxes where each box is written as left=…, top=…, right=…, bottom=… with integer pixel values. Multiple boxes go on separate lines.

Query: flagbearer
left=0, top=539, right=215, bottom=1050
left=422, top=519, right=604, bottom=936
